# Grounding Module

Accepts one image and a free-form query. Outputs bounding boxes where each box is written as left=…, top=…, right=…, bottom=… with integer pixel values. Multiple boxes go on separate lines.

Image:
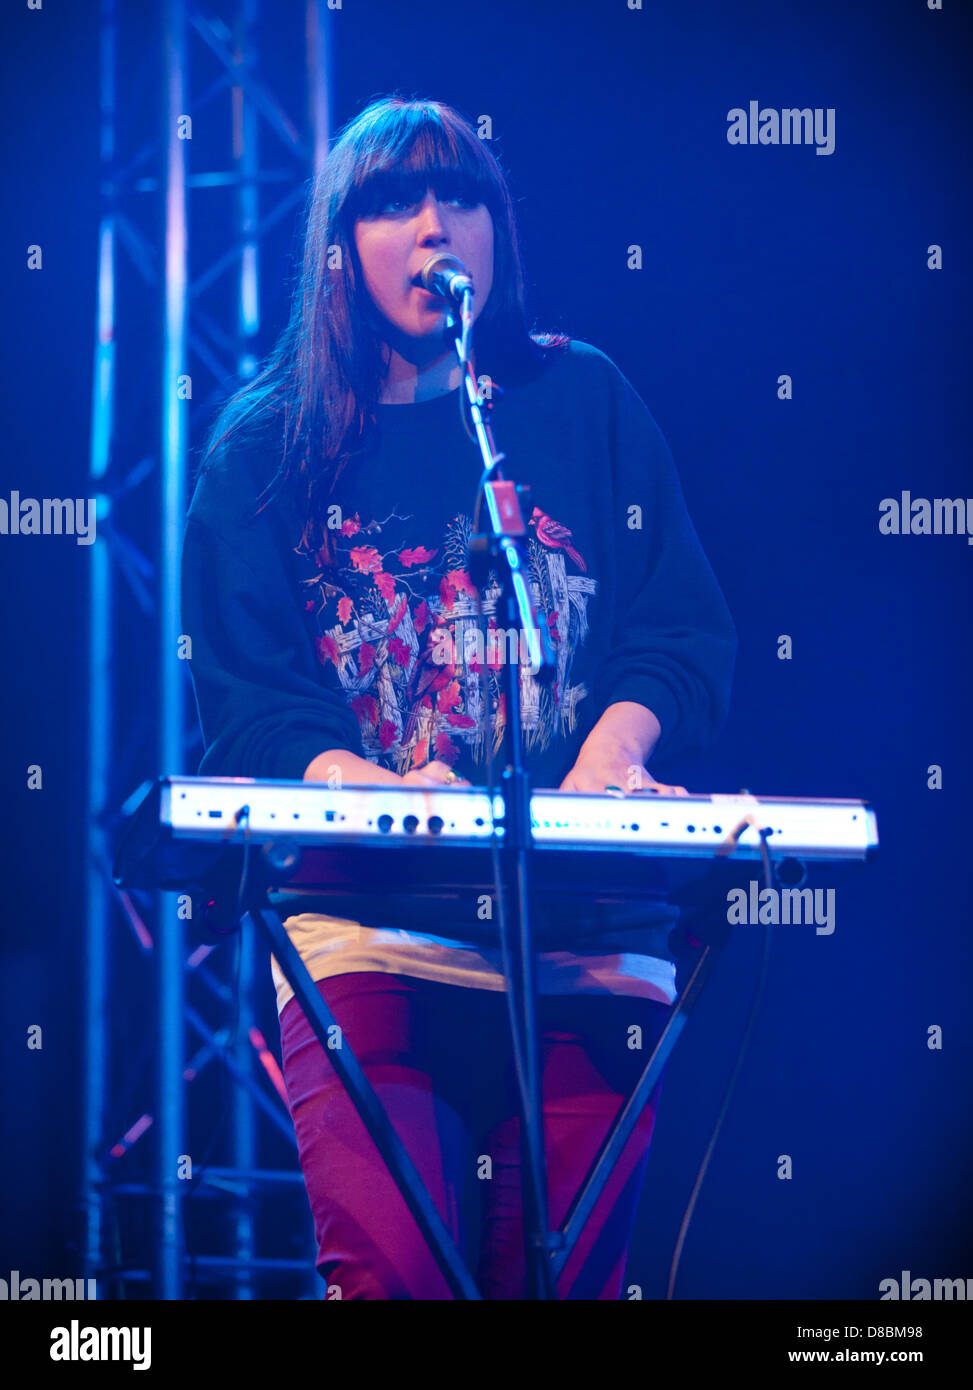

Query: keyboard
left=113, top=777, right=878, bottom=899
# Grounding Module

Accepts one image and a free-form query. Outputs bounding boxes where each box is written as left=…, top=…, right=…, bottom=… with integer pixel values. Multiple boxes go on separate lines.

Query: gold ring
left=444, top=770, right=459, bottom=784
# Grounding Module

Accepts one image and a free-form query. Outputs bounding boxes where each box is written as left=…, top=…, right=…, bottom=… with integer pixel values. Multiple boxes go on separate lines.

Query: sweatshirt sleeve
left=181, top=504, right=366, bottom=782
left=590, top=355, right=737, bottom=766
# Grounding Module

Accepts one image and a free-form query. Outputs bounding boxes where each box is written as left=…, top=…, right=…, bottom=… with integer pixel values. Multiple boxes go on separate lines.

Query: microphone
left=418, top=253, right=474, bottom=302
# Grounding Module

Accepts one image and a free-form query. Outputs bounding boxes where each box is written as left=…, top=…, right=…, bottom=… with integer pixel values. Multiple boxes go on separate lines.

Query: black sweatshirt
left=181, top=339, right=737, bottom=973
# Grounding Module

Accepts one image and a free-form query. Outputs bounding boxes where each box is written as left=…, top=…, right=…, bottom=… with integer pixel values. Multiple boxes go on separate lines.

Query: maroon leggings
left=279, top=971, right=669, bottom=1300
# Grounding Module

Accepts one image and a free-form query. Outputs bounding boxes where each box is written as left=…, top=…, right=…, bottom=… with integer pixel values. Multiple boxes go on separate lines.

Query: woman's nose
left=416, top=192, right=449, bottom=244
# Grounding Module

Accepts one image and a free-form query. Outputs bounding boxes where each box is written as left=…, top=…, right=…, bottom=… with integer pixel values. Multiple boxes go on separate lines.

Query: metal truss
left=83, top=0, right=333, bottom=1299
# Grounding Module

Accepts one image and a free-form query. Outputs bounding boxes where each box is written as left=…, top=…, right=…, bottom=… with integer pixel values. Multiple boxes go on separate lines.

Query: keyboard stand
left=243, top=902, right=480, bottom=1300
left=241, top=861, right=733, bottom=1300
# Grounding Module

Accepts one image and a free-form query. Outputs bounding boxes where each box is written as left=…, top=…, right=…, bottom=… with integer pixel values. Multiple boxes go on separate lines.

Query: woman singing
left=181, top=95, right=736, bottom=1299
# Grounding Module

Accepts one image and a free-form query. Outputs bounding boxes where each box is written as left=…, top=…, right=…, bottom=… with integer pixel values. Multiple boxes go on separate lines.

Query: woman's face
left=353, top=182, right=494, bottom=349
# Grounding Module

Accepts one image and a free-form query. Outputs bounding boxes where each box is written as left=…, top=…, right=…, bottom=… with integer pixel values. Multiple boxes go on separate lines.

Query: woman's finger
left=407, top=759, right=471, bottom=787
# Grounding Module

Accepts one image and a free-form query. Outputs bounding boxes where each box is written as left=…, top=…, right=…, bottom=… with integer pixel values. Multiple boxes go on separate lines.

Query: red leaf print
left=445, top=568, right=477, bottom=599
left=430, top=665, right=455, bottom=692
left=447, top=712, right=476, bottom=729
left=388, top=636, right=411, bottom=667
left=414, top=599, right=430, bottom=630
left=304, top=599, right=315, bottom=612
left=316, top=633, right=339, bottom=666
left=340, top=515, right=361, bottom=537
left=387, top=593, right=408, bottom=634
left=337, top=596, right=353, bottom=625
left=438, top=575, right=455, bottom=612
left=350, top=545, right=382, bottom=575
left=351, top=693, right=379, bottom=725
left=398, top=545, right=437, bottom=567
left=437, top=679, right=461, bottom=714
left=358, top=642, right=375, bottom=675
left=374, top=571, right=396, bottom=603
left=433, top=732, right=458, bottom=765
left=411, top=737, right=429, bottom=767
left=378, top=720, right=397, bottom=751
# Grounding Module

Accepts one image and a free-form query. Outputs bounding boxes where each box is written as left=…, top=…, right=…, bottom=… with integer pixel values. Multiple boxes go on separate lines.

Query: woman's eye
left=380, top=194, right=477, bottom=214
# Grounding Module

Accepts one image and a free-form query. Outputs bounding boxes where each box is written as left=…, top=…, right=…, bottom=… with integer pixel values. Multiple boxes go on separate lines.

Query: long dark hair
left=199, top=95, right=569, bottom=561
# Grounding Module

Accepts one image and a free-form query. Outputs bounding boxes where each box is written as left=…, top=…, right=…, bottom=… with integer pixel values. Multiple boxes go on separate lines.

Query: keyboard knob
left=377, top=814, right=393, bottom=834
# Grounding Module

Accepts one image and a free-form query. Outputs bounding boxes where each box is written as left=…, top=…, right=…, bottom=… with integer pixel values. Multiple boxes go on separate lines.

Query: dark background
left=1, top=0, right=970, bottom=1299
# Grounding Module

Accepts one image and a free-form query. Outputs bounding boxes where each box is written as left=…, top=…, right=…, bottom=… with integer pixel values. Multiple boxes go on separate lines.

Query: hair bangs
left=202, top=93, right=570, bottom=555
left=342, top=104, right=498, bottom=222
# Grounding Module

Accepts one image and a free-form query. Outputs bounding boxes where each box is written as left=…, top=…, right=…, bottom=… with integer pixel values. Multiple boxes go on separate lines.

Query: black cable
left=182, top=807, right=248, bottom=1296
left=471, top=467, right=555, bottom=1298
left=471, top=512, right=531, bottom=1122
left=453, top=299, right=477, bottom=445
left=665, top=826, right=778, bottom=1300
left=462, top=309, right=553, bottom=1294
left=460, top=327, right=531, bottom=1100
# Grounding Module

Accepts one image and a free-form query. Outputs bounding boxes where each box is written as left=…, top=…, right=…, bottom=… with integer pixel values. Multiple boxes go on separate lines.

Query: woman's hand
left=305, top=749, right=471, bottom=788
left=559, top=750, right=687, bottom=796
left=401, top=759, right=471, bottom=788
left=557, top=700, right=688, bottom=796
left=558, top=725, right=688, bottom=797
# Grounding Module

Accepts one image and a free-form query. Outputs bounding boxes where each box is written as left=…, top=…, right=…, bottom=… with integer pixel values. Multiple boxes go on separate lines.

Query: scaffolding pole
left=158, top=0, right=190, bottom=1301
left=83, top=0, right=119, bottom=1300
left=84, top=0, right=334, bottom=1299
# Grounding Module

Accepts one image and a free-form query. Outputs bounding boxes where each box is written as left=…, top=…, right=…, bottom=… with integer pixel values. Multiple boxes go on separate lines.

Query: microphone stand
left=447, top=291, right=560, bottom=1299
